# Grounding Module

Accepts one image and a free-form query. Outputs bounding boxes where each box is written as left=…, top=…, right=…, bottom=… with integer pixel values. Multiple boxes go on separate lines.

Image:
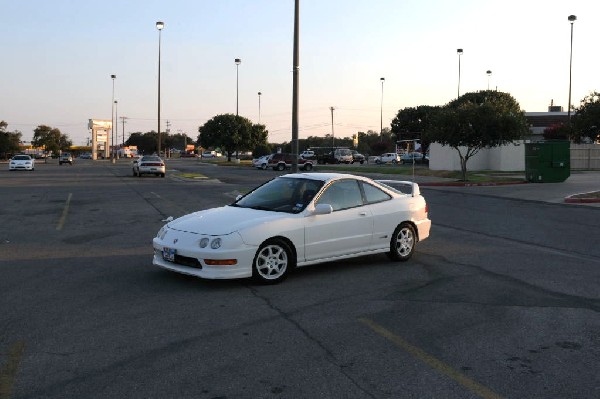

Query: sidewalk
left=420, top=171, right=600, bottom=207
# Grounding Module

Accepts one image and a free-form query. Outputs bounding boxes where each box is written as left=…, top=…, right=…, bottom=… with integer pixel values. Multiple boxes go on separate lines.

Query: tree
left=126, top=132, right=159, bottom=155
left=426, top=90, right=529, bottom=181
left=197, top=114, right=268, bottom=161
left=572, top=91, right=600, bottom=143
left=391, top=105, right=440, bottom=152
left=31, top=125, right=72, bottom=155
left=0, top=120, right=22, bottom=158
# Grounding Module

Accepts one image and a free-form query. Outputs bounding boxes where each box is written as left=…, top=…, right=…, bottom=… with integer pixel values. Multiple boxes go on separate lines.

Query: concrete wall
left=429, top=141, right=526, bottom=171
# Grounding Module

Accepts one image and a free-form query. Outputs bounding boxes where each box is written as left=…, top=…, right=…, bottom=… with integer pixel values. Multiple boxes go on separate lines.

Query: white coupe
left=153, top=173, right=431, bottom=284
left=9, top=154, right=35, bottom=171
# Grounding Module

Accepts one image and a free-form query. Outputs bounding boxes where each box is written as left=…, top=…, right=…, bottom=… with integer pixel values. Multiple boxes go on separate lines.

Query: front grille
left=174, top=255, right=202, bottom=269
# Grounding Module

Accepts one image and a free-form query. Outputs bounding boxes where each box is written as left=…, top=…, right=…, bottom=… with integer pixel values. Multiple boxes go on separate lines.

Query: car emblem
left=173, top=238, right=178, bottom=244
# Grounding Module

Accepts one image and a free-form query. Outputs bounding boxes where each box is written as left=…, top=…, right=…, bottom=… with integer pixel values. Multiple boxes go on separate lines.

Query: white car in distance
left=153, top=173, right=431, bottom=284
left=9, top=154, right=35, bottom=171
left=375, top=152, right=401, bottom=164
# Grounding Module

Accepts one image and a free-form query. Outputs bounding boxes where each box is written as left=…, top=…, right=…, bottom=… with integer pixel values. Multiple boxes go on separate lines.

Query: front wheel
left=276, top=163, right=285, bottom=171
left=387, top=222, right=416, bottom=261
left=252, top=239, right=293, bottom=284
left=303, top=163, right=313, bottom=171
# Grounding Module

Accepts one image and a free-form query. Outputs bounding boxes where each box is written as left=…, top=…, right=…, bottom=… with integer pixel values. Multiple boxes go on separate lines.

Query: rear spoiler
left=375, top=180, right=421, bottom=197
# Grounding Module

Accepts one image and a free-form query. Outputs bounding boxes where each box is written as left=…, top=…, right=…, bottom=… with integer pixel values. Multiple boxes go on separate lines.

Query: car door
left=304, top=179, right=373, bottom=261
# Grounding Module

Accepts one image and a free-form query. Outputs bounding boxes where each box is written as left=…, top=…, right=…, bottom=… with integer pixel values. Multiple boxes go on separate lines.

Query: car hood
left=166, top=205, right=289, bottom=235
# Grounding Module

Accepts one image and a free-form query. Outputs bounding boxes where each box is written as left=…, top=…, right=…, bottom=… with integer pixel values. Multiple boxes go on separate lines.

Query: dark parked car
left=268, top=153, right=313, bottom=171
left=351, top=150, right=365, bottom=164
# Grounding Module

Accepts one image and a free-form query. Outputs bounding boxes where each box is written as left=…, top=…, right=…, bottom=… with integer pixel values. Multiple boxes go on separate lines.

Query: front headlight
left=210, top=238, right=222, bottom=249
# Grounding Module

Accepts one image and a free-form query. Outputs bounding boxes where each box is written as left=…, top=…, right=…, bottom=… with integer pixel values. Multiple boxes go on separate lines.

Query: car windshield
left=233, top=177, right=324, bottom=214
left=142, top=156, right=161, bottom=162
left=13, top=155, right=31, bottom=160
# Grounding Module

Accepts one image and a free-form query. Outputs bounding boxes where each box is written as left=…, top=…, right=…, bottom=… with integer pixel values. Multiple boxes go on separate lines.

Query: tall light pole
left=380, top=77, right=385, bottom=136
left=156, top=21, right=164, bottom=155
left=258, top=91, right=262, bottom=123
left=291, top=0, right=299, bottom=173
left=457, top=48, right=463, bottom=98
left=114, top=100, right=118, bottom=158
left=568, top=15, right=577, bottom=126
left=235, top=58, right=241, bottom=115
left=486, top=70, right=492, bottom=90
left=330, top=106, right=335, bottom=148
left=110, top=74, right=116, bottom=162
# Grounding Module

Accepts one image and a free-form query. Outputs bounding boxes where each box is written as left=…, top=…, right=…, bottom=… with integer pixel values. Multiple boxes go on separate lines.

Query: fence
left=571, top=144, right=600, bottom=170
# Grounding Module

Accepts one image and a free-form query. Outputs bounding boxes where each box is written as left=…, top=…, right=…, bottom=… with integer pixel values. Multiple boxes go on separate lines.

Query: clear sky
left=2, top=0, right=599, bottom=146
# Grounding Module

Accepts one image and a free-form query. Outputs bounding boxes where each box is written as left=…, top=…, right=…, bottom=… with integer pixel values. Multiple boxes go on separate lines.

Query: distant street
left=1, top=158, right=599, bottom=399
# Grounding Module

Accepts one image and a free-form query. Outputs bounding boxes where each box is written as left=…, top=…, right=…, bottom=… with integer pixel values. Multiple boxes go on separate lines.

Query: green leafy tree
left=32, top=125, right=72, bottom=155
left=391, top=105, right=440, bottom=152
left=543, top=124, right=570, bottom=140
left=426, top=90, right=529, bottom=181
left=0, top=120, right=23, bottom=158
left=164, top=132, right=194, bottom=151
left=572, top=91, right=600, bottom=143
left=126, top=131, right=159, bottom=155
left=197, top=114, right=268, bottom=161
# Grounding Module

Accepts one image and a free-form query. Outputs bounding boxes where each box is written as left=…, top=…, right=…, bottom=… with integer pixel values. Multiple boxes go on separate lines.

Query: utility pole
left=120, top=116, right=128, bottom=145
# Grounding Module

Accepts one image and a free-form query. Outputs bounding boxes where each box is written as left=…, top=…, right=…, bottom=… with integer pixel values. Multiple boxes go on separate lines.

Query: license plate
left=162, top=247, right=176, bottom=262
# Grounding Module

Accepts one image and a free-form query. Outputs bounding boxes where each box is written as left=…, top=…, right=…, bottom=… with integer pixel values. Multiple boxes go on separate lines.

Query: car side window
left=362, top=182, right=392, bottom=204
left=316, top=180, right=363, bottom=211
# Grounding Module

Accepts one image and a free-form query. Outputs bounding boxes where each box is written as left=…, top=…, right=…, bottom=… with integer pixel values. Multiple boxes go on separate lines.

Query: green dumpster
left=525, top=141, right=570, bottom=183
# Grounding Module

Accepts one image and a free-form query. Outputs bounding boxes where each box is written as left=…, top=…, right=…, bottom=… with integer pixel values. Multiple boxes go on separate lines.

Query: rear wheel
left=252, top=239, right=293, bottom=284
left=276, top=163, right=285, bottom=171
left=161, top=173, right=166, bottom=178
left=303, top=163, right=313, bottom=171
left=387, top=222, right=416, bottom=261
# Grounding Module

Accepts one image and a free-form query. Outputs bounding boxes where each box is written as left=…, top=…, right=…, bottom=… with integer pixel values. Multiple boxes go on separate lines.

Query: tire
left=375, top=160, right=381, bottom=164
left=276, top=163, right=285, bottom=171
left=261, top=163, right=267, bottom=170
left=387, top=222, right=416, bottom=261
left=161, top=173, right=165, bottom=178
left=392, top=160, right=397, bottom=164
left=252, top=239, right=294, bottom=284
left=303, top=163, right=313, bottom=171
left=133, top=169, right=137, bottom=177
left=360, top=160, right=364, bottom=164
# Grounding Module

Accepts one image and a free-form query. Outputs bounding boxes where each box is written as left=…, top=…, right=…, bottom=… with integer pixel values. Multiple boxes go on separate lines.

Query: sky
left=2, top=0, right=599, bottom=146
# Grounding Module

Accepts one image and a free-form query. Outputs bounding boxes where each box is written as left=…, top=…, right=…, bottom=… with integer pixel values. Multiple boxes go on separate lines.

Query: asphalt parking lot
left=1, top=159, right=599, bottom=398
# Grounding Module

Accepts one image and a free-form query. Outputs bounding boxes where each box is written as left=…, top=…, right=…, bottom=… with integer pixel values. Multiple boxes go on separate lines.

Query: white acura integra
left=153, top=173, right=431, bottom=284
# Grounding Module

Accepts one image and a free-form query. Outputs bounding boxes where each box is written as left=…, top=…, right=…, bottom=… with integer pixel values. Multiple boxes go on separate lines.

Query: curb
left=420, top=181, right=528, bottom=187
left=564, top=194, right=600, bottom=204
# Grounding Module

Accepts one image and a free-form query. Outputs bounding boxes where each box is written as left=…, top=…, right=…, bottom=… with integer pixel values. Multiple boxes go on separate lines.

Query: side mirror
left=313, top=203, right=333, bottom=215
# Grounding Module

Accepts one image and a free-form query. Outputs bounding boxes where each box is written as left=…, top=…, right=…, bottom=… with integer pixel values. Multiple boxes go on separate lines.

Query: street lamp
left=457, top=48, right=463, bottom=98
left=156, top=21, right=164, bottom=155
left=110, top=74, right=116, bottom=162
left=235, top=58, right=241, bottom=115
left=380, top=77, right=385, bottom=136
left=114, top=100, right=118, bottom=158
left=258, top=91, right=262, bottom=123
left=486, top=70, right=492, bottom=90
left=568, top=15, right=577, bottom=125
left=330, top=106, right=335, bottom=148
